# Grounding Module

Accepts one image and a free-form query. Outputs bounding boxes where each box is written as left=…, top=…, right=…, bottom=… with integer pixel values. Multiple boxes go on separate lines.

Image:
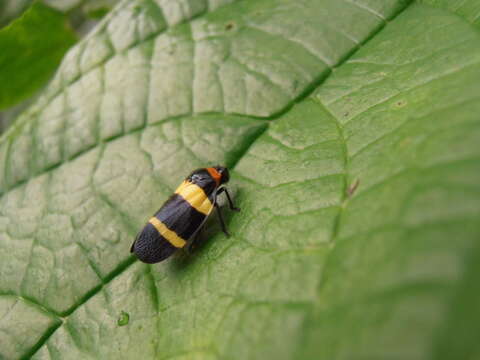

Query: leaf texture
left=0, top=0, right=479, bottom=359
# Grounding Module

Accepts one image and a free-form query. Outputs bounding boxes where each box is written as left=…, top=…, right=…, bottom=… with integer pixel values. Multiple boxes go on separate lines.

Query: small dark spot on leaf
left=225, top=22, right=235, bottom=31
left=395, top=100, right=407, bottom=108
left=343, top=112, right=349, bottom=117
left=117, top=311, right=130, bottom=326
left=347, top=179, right=360, bottom=197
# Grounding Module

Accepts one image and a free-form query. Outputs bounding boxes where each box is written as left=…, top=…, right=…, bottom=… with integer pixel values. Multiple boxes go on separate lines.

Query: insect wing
left=130, top=221, right=177, bottom=263
left=157, top=190, right=213, bottom=241
left=131, top=179, right=218, bottom=263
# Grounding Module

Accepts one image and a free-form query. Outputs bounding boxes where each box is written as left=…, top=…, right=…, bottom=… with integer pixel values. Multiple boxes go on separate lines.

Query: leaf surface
left=1, top=0, right=479, bottom=359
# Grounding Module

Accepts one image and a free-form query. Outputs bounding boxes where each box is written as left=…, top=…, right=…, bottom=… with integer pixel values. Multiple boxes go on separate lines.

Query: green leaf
left=0, top=2, right=77, bottom=110
left=1, top=0, right=480, bottom=359
left=82, top=0, right=120, bottom=19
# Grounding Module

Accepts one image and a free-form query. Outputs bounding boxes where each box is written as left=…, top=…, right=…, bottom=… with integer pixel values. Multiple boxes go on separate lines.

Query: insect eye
left=190, top=174, right=203, bottom=182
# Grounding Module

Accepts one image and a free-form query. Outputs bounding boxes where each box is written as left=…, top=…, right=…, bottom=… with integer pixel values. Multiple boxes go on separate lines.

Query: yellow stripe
left=174, top=180, right=213, bottom=216
left=148, top=217, right=186, bottom=248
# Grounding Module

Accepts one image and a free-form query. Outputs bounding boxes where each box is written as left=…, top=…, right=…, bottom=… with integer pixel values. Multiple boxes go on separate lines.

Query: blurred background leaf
left=0, top=0, right=120, bottom=133
left=0, top=3, right=76, bottom=111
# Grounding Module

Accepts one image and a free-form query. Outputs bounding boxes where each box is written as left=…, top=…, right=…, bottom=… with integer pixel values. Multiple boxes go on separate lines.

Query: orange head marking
left=206, top=167, right=221, bottom=186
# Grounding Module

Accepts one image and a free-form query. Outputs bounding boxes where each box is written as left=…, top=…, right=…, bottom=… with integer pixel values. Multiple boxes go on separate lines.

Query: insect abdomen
left=131, top=178, right=217, bottom=263
left=156, top=194, right=207, bottom=240
left=131, top=224, right=177, bottom=263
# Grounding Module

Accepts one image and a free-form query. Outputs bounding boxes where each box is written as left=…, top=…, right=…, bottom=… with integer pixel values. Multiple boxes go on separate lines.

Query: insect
left=130, top=166, right=240, bottom=263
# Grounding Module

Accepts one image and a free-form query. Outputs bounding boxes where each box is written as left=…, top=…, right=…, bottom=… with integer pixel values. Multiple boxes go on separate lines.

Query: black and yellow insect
left=131, top=166, right=239, bottom=263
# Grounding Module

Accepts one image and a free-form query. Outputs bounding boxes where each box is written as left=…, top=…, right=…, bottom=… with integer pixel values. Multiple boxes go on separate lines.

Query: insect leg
left=184, top=240, right=195, bottom=254
left=215, top=202, right=230, bottom=237
left=185, top=225, right=205, bottom=254
left=215, top=187, right=240, bottom=211
left=223, top=188, right=240, bottom=211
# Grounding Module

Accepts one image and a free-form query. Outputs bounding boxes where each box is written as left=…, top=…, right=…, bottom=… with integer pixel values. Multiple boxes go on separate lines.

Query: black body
left=131, top=224, right=177, bottom=263
left=130, top=166, right=238, bottom=264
